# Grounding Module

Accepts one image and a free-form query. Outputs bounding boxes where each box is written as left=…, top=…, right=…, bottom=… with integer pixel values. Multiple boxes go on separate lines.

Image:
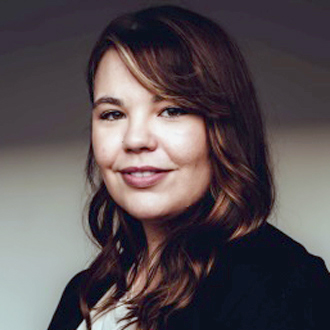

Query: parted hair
left=81, top=5, right=274, bottom=330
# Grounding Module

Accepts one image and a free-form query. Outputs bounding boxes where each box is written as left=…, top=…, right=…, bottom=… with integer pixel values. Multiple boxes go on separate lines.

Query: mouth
left=127, top=171, right=161, bottom=177
left=119, top=166, right=172, bottom=188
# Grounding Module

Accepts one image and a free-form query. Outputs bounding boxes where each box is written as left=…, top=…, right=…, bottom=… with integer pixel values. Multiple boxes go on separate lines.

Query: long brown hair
left=81, top=5, right=274, bottom=330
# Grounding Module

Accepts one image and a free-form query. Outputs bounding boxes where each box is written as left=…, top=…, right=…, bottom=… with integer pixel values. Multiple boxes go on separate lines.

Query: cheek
left=165, top=122, right=210, bottom=166
left=91, top=128, right=117, bottom=169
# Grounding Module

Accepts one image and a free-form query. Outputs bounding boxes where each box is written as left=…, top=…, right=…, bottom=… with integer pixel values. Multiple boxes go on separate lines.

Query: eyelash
left=98, top=107, right=188, bottom=121
left=99, top=110, right=125, bottom=121
left=160, top=107, right=188, bottom=118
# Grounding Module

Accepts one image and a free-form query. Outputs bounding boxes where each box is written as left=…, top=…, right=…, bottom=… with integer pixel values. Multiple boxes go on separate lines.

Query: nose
left=122, top=117, right=157, bottom=153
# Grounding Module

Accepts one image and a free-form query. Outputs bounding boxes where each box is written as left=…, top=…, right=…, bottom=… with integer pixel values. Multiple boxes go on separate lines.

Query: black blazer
left=48, top=224, right=329, bottom=330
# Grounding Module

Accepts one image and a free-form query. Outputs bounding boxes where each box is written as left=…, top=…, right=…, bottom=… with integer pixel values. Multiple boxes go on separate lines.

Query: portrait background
left=0, top=0, right=329, bottom=329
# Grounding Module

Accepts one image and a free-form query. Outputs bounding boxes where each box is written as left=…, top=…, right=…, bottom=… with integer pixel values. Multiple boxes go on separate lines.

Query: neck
left=122, top=191, right=214, bottom=261
left=140, top=220, right=166, bottom=259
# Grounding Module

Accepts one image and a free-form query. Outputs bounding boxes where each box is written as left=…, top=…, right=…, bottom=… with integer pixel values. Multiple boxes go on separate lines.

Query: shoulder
left=197, top=223, right=330, bottom=329
left=47, top=270, right=89, bottom=330
left=48, top=269, right=115, bottom=330
left=225, top=223, right=327, bottom=273
left=223, top=223, right=329, bottom=293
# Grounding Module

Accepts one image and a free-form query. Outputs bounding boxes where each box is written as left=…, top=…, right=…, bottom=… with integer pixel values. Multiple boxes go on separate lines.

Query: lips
left=120, top=166, right=171, bottom=188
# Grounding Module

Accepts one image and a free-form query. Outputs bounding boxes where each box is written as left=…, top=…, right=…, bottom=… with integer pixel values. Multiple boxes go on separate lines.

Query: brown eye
left=100, top=110, right=125, bottom=121
left=160, top=107, right=188, bottom=118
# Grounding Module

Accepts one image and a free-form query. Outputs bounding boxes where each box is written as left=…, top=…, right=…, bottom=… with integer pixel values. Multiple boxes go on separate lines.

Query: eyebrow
left=92, top=95, right=166, bottom=109
left=92, top=97, right=122, bottom=109
left=153, top=95, right=165, bottom=102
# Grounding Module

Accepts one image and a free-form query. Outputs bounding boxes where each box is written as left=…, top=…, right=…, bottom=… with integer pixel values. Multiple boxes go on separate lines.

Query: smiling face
left=92, top=50, right=212, bottom=222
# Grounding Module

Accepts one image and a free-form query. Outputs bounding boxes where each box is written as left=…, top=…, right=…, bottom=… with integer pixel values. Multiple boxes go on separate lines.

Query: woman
left=48, top=5, right=329, bottom=330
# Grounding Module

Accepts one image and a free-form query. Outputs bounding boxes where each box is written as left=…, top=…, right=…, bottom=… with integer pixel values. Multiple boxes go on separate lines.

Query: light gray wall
left=0, top=1, right=329, bottom=329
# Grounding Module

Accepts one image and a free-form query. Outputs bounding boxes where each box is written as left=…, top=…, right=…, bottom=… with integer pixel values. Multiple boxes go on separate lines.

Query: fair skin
left=92, top=50, right=212, bottom=254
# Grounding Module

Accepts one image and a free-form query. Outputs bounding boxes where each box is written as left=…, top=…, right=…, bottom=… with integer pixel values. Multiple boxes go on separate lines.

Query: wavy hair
left=80, top=5, right=274, bottom=330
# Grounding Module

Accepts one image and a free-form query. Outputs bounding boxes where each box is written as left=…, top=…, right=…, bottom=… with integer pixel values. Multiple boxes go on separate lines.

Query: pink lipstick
left=120, top=166, right=171, bottom=188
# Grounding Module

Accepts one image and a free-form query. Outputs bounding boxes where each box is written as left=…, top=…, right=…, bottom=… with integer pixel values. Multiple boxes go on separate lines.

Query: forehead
left=94, top=50, right=136, bottom=88
left=93, top=50, right=159, bottom=106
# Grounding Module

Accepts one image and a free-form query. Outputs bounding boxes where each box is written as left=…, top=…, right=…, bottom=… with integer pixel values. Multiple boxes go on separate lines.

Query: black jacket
left=48, top=224, right=330, bottom=330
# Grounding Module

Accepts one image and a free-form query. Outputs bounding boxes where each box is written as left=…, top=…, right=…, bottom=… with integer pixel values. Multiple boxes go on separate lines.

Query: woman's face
left=92, top=50, right=212, bottom=221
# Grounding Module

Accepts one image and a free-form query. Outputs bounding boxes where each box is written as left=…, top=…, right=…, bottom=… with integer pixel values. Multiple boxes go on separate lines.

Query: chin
left=116, top=192, right=209, bottom=223
left=123, top=207, right=174, bottom=222
left=119, top=200, right=183, bottom=222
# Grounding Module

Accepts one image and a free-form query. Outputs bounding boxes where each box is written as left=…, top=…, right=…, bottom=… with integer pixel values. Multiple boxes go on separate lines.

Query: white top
left=76, top=296, right=137, bottom=330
